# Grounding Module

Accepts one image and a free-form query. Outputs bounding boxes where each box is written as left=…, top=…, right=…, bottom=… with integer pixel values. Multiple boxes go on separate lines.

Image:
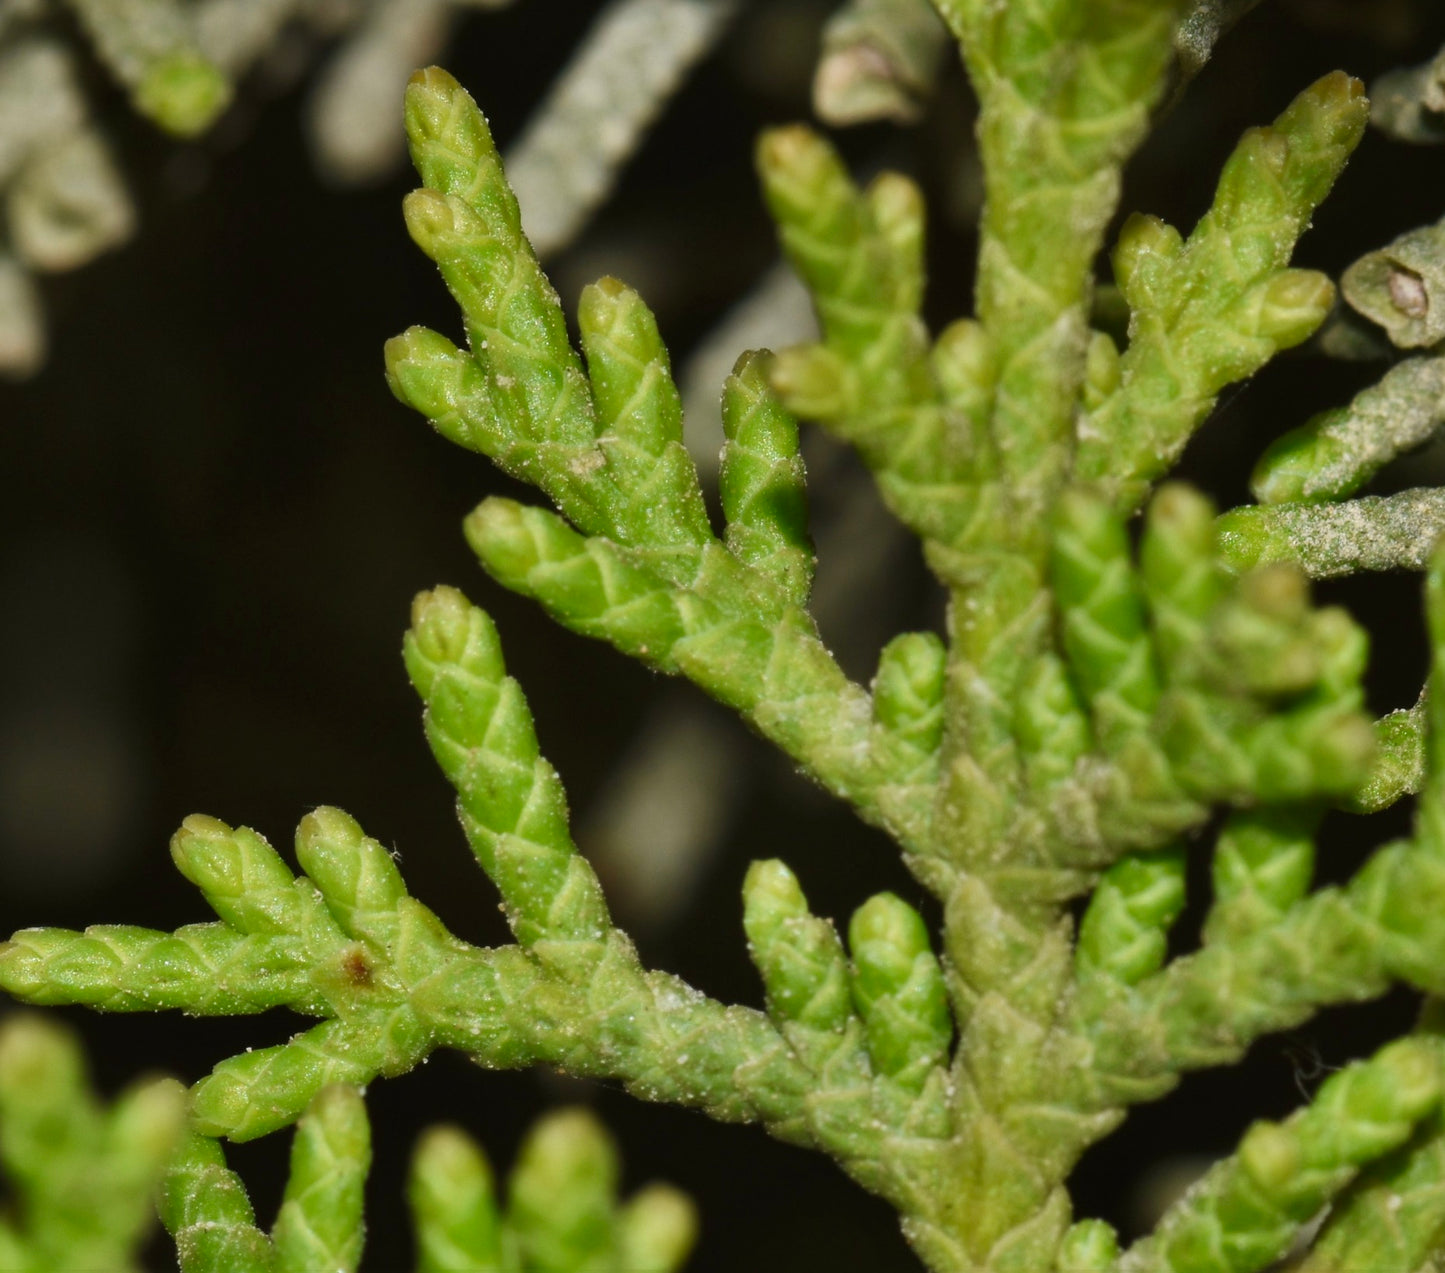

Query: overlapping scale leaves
left=162, top=1088, right=696, bottom=1273
left=1076, top=72, right=1368, bottom=514
left=0, top=1015, right=184, bottom=1273
left=387, top=68, right=939, bottom=859
left=0, top=576, right=970, bottom=1241
left=6, top=14, right=1445, bottom=1273
left=1218, top=130, right=1445, bottom=809
left=1049, top=482, right=1374, bottom=852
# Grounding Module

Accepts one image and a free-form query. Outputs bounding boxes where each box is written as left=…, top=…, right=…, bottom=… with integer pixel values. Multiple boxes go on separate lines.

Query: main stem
left=898, top=3, right=1185, bottom=1267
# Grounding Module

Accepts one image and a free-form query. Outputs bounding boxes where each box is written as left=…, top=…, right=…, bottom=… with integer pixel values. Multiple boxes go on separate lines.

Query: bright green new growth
left=10, top=10, right=1445, bottom=1273
left=161, top=1086, right=694, bottom=1273
left=163, top=1084, right=370, bottom=1273
left=1077, top=73, right=1361, bottom=514
left=65, top=0, right=231, bottom=137
left=496, top=1107, right=697, bottom=1273
left=1117, top=1036, right=1443, bottom=1273
left=0, top=1014, right=185, bottom=1273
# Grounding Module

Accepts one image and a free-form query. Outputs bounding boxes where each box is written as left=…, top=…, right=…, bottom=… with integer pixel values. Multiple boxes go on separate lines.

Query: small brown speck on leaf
left=341, top=946, right=373, bottom=987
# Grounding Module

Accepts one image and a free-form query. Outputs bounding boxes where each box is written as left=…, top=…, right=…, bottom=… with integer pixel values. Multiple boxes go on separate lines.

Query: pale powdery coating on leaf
left=1219, top=488, right=1445, bottom=578
left=1252, top=355, right=1445, bottom=505
left=1173, top=0, right=1264, bottom=80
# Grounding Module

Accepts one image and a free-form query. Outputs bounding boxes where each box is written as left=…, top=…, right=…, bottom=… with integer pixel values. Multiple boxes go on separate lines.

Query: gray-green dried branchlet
left=1371, top=41, right=1445, bottom=145
left=1252, top=353, right=1445, bottom=504
left=0, top=1014, right=185, bottom=1273
left=12, top=15, right=1445, bottom=1273
left=1342, top=214, right=1445, bottom=349
left=813, top=0, right=950, bottom=126
left=1172, top=0, right=1263, bottom=83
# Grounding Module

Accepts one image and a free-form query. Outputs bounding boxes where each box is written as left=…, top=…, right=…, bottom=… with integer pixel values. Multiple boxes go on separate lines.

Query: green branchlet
left=412, top=1108, right=697, bottom=1273
left=162, top=1127, right=275, bottom=1273
left=0, top=580, right=956, bottom=1216
left=64, top=0, right=231, bottom=137
left=411, top=1124, right=506, bottom=1273
left=1047, top=483, right=1373, bottom=857
left=1079, top=73, right=1369, bottom=513
left=1295, top=1014, right=1445, bottom=1272
left=1202, top=807, right=1319, bottom=944
left=390, top=75, right=937, bottom=863
left=756, top=125, right=975, bottom=548
left=720, top=351, right=815, bottom=606
left=936, top=0, right=1188, bottom=522
left=847, top=892, right=952, bottom=1088
left=510, top=1108, right=631, bottom=1271
left=1298, top=1110, right=1445, bottom=1272
left=0, top=1015, right=185, bottom=1273
left=134, top=50, right=230, bottom=137
left=872, top=631, right=948, bottom=770
left=1076, top=843, right=1185, bottom=985
left=743, top=858, right=853, bottom=1037
left=404, top=585, right=610, bottom=949
left=1056, top=1217, right=1121, bottom=1272
left=164, top=1085, right=692, bottom=1273
left=271, top=1084, right=371, bottom=1273
left=1116, top=1037, right=1441, bottom=1273
left=1350, top=693, right=1429, bottom=815
left=159, top=1089, right=360, bottom=1273
left=0, top=807, right=467, bottom=1140
left=7, top=26, right=1445, bottom=1273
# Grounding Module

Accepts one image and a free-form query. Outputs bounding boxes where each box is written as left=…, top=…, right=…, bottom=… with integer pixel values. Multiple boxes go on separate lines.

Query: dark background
left=4, top=1, right=1445, bottom=1268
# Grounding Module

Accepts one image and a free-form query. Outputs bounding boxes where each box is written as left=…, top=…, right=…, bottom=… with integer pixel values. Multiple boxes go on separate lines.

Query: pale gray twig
left=306, top=0, right=453, bottom=184
left=505, top=0, right=739, bottom=260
